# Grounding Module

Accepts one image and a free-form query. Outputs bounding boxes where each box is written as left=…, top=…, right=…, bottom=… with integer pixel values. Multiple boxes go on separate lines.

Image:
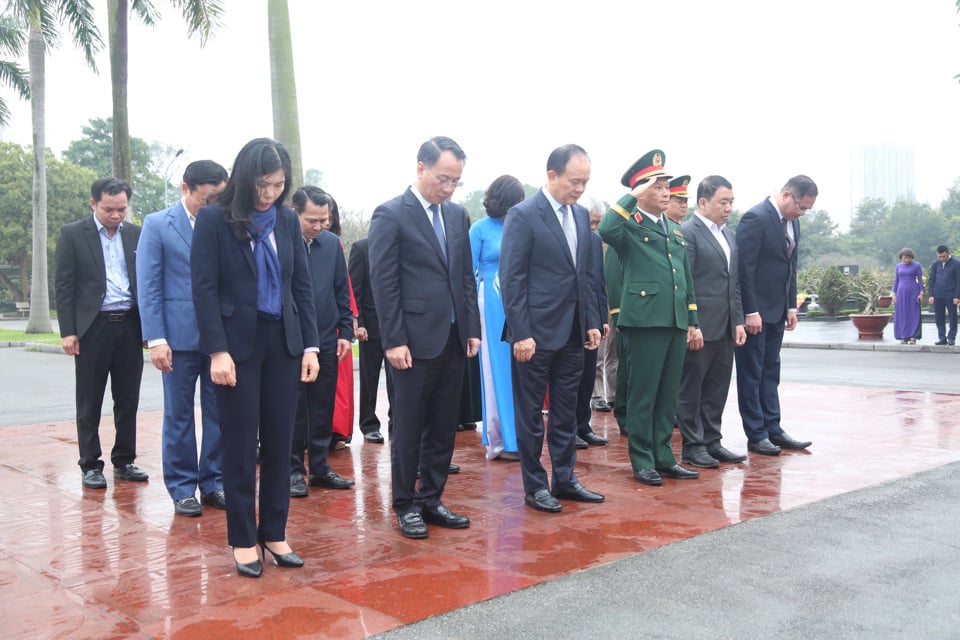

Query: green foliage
left=849, top=269, right=893, bottom=314
left=63, top=117, right=175, bottom=218
left=817, top=267, right=850, bottom=316
left=0, top=15, right=30, bottom=127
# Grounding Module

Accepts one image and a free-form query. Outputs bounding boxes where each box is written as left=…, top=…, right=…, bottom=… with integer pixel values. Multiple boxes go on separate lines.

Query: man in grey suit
left=676, top=176, right=748, bottom=468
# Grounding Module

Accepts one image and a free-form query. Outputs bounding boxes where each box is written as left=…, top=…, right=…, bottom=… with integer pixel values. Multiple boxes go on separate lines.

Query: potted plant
left=849, top=269, right=893, bottom=339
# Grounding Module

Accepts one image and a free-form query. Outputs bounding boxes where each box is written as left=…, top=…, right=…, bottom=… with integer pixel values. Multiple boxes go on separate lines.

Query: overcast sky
left=2, top=0, right=959, bottom=229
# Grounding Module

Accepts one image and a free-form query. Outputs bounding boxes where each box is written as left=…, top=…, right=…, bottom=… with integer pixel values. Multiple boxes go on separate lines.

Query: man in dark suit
left=927, top=245, right=960, bottom=345
left=349, top=237, right=391, bottom=443
left=598, top=150, right=702, bottom=487
left=289, top=186, right=356, bottom=497
left=676, top=175, right=748, bottom=469
left=500, top=144, right=604, bottom=513
left=55, top=178, right=149, bottom=489
left=368, top=136, right=481, bottom=539
left=735, top=175, right=817, bottom=455
left=137, top=160, right=228, bottom=516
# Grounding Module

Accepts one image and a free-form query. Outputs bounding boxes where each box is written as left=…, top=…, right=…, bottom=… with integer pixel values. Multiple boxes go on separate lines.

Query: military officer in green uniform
left=597, top=150, right=703, bottom=486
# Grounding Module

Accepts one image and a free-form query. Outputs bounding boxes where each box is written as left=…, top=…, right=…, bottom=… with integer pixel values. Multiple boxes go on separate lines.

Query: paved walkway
left=1, top=322, right=958, bottom=638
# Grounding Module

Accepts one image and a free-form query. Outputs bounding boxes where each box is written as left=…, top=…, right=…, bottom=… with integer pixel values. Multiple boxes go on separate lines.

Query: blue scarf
left=249, top=206, right=282, bottom=319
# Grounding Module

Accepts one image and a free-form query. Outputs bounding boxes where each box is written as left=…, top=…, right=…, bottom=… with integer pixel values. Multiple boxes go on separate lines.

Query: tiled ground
left=2, top=383, right=960, bottom=639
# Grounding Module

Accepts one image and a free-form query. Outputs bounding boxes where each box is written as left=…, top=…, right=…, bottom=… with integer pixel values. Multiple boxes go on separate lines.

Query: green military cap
left=669, top=175, right=691, bottom=198
left=620, top=149, right=672, bottom=188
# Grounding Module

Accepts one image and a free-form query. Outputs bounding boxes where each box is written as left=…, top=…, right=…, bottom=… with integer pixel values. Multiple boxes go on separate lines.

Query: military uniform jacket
left=597, top=193, right=698, bottom=330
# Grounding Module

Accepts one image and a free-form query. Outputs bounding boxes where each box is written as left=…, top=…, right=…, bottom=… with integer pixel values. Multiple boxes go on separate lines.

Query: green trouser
left=613, top=320, right=628, bottom=434
left=620, top=326, right=686, bottom=470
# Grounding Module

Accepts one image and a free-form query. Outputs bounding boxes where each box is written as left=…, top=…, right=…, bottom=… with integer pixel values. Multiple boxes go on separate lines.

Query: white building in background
left=850, top=144, right=916, bottom=208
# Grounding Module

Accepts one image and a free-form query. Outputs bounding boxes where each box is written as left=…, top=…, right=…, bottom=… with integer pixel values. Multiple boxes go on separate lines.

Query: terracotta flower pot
left=850, top=313, right=891, bottom=339
left=877, top=295, right=893, bottom=309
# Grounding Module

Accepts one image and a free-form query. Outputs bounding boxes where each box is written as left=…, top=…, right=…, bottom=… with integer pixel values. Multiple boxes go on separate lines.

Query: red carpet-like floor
left=2, top=383, right=959, bottom=639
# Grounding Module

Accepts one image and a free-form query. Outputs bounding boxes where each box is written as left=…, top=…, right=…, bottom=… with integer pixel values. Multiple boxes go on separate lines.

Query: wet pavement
left=1, top=322, right=959, bottom=638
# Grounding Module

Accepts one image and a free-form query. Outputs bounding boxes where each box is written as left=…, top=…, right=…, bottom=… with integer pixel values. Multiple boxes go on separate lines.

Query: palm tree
left=0, top=15, right=30, bottom=128
left=107, top=0, right=222, bottom=182
left=6, top=0, right=102, bottom=334
left=268, top=0, right=303, bottom=191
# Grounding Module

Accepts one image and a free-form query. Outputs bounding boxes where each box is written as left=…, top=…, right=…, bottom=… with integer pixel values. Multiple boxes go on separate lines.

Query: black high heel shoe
left=234, top=549, right=263, bottom=578
left=259, top=541, right=304, bottom=568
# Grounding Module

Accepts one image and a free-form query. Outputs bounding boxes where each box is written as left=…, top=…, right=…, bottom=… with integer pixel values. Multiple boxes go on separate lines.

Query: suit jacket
left=304, top=230, right=354, bottom=350
left=928, top=256, right=960, bottom=299
left=367, top=188, right=480, bottom=359
left=682, top=215, right=744, bottom=342
left=190, top=204, right=319, bottom=362
left=500, top=190, right=601, bottom=350
left=348, top=238, right=380, bottom=341
left=136, top=201, right=203, bottom=351
left=55, top=216, right=141, bottom=339
left=736, top=199, right=798, bottom=324
left=590, top=232, right=608, bottom=328
left=597, top=195, right=698, bottom=330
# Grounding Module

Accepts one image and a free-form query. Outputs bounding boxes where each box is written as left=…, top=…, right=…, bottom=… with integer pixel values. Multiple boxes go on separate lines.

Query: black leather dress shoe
left=174, top=496, right=202, bottom=517
left=935, top=339, right=948, bottom=345
left=770, top=432, right=812, bottom=450
left=201, top=489, right=227, bottom=510
left=525, top=489, right=562, bottom=512
left=398, top=512, right=429, bottom=538
left=590, top=399, right=612, bottom=412
left=552, top=482, right=604, bottom=503
left=363, top=431, right=384, bottom=443
left=581, top=432, right=609, bottom=446
left=422, top=504, right=470, bottom=528
left=747, top=438, right=781, bottom=456
left=682, top=451, right=719, bottom=469
left=448, top=463, right=461, bottom=474
left=310, top=470, right=355, bottom=489
left=290, top=473, right=308, bottom=498
left=657, top=464, right=700, bottom=479
left=574, top=435, right=589, bottom=449
left=457, top=422, right=478, bottom=431
left=634, top=468, right=662, bottom=486
left=82, top=469, right=107, bottom=489
left=114, top=464, right=149, bottom=482
left=707, top=446, right=747, bottom=464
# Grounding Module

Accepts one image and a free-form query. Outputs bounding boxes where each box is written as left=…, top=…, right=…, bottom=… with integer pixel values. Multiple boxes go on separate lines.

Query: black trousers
left=357, top=333, right=393, bottom=434
left=575, top=345, right=599, bottom=437
left=388, top=326, right=464, bottom=515
left=291, top=347, right=338, bottom=478
left=75, top=310, right=143, bottom=472
left=676, top=338, right=735, bottom=457
left=216, top=317, right=300, bottom=548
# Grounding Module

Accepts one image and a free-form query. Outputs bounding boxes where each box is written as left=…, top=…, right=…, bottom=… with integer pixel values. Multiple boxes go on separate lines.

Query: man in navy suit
left=55, top=178, right=149, bottom=489
left=137, top=160, right=228, bottom=516
left=500, top=144, right=604, bottom=513
left=289, top=186, right=355, bottom=496
left=368, top=136, right=481, bottom=539
left=735, top=175, right=817, bottom=456
left=927, top=245, right=960, bottom=345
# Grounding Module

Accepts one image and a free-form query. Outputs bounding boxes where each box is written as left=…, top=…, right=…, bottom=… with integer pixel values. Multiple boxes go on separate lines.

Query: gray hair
left=578, top=193, right=606, bottom=216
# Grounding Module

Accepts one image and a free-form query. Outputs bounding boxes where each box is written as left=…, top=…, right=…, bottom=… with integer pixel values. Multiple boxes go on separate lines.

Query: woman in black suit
left=191, top=138, right=319, bottom=577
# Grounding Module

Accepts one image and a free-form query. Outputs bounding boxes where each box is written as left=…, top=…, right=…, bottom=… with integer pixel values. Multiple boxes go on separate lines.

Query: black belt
left=100, top=310, right=133, bottom=322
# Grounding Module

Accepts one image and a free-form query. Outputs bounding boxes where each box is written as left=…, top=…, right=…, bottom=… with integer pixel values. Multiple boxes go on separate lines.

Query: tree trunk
left=26, top=21, right=52, bottom=334
left=267, top=0, right=303, bottom=195
left=0, top=269, right=24, bottom=301
left=108, top=0, right=131, bottom=183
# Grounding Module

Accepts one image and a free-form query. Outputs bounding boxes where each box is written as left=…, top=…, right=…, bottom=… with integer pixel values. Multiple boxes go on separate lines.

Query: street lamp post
left=164, top=148, right=185, bottom=205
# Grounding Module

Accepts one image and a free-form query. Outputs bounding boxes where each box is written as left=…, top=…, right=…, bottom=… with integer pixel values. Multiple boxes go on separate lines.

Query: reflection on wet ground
left=2, top=383, right=959, bottom=638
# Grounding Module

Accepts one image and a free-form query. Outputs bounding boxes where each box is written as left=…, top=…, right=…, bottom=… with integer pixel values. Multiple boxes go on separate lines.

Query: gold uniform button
left=640, top=291, right=647, bottom=297
left=643, top=236, right=649, bottom=242
left=672, top=268, right=677, bottom=274
left=668, top=253, right=672, bottom=258
left=674, top=285, right=678, bottom=290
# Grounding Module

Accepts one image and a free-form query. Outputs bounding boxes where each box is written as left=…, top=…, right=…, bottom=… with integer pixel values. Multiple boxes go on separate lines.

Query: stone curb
left=784, top=341, right=957, bottom=353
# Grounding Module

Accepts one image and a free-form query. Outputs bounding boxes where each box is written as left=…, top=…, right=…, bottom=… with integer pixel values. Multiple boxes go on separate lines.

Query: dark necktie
left=783, top=219, right=796, bottom=257
left=430, top=204, right=447, bottom=263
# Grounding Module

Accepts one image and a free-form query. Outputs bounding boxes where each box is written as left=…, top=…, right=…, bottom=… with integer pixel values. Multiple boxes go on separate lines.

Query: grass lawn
left=0, top=328, right=61, bottom=345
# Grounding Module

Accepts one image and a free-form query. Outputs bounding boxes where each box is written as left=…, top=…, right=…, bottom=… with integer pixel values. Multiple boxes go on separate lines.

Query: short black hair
left=182, top=160, right=228, bottom=191
left=783, top=175, right=818, bottom=199
left=91, top=177, right=132, bottom=202
left=697, top=175, right=733, bottom=202
left=291, top=185, right=333, bottom=214
left=937, top=245, right=950, bottom=254
left=546, top=144, right=588, bottom=175
left=483, top=175, right=525, bottom=219
left=417, top=136, right=466, bottom=167
left=898, top=248, right=915, bottom=260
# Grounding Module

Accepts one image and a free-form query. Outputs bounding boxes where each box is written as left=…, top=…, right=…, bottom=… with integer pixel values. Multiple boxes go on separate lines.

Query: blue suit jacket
left=736, top=199, right=798, bottom=324
left=190, top=204, right=319, bottom=363
left=500, top=189, right=601, bottom=350
left=304, top=230, right=354, bottom=350
left=368, top=188, right=480, bottom=360
left=137, top=202, right=202, bottom=351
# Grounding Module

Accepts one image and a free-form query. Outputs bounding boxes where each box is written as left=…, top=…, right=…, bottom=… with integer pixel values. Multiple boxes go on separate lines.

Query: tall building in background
left=852, top=144, right=916, bottom=207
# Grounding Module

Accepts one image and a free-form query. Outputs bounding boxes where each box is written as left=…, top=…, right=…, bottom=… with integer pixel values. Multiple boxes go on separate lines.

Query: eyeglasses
left=427, top=171, right=460, bottom=188
left=790, top=193, right=812, bottom=214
